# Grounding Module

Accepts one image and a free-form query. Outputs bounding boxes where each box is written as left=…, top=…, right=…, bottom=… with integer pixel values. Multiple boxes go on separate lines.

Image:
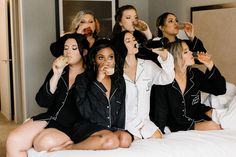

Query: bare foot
left=48, top=140, right=74, bottom=152
left=151, top=129, right=163, bottom=138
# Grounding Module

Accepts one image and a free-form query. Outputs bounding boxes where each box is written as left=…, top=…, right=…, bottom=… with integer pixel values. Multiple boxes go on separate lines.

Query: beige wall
left=148, top=0, right=236, bottom=84
left=148, top=0, right=236, bottom=33
left=192, top=7, right=236, bottom=84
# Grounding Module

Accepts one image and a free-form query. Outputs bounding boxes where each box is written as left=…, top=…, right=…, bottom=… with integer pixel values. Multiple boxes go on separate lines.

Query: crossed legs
left=6, top=119, right=47, bottom=157
left=6, top=119, right=72, bottom=157
left=51, top=129, right=132, bottom=151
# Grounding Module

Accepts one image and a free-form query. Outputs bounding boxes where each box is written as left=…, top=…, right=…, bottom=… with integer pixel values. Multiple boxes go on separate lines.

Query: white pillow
left=225, top=82, right=236, bottom=96
left=203, top=82, right=236, bottom=129
left=210, top=82, right=236, bottom=108
left=212, top=96, right=236, bottom=129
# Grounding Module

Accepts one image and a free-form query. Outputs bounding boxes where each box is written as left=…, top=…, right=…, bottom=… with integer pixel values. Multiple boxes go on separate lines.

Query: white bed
left=28, top=129, right=236, bottom=157
left=28, top=82, right=236, bottom=157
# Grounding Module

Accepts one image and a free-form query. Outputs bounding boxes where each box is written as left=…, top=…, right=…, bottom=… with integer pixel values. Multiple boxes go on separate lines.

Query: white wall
left=20, top=0, right=56, bottom=119
left=148, top=0, right=236, bottom=35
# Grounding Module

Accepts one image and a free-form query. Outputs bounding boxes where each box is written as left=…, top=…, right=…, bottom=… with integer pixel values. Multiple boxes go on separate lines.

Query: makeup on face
left=121, top=9, right=138, bottom=31
left=96, top=48, right=115, bottom=75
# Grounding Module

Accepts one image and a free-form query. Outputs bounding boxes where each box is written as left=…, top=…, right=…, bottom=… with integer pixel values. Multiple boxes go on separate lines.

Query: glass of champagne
left=133, top=21, right=148, bottom=31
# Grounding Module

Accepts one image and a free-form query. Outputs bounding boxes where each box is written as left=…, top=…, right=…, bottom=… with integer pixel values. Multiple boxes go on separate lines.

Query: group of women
left=6, top=4, right=226, bottom=157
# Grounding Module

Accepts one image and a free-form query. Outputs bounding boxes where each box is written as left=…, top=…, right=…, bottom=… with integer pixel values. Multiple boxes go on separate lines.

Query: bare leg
left=33, top=128, right=72, bottom=152
left=205, top=109, right=213, bottom=118
left=6, top=119, right=47, bottom=157
left=194, top=120, right=222, bottom=131
left=52, top=130, right=119, bottom=151
left=114, top=130, right=132, bottom=148
left=151, top=129, right=163, bottom=138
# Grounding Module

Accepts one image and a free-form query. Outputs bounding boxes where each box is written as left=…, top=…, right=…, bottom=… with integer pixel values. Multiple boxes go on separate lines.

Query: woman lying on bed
left=50, top=39, right=132, bottom=151
left=6, top=33, right=89, bottom=157
left=150, top=40, right=226, bottom=134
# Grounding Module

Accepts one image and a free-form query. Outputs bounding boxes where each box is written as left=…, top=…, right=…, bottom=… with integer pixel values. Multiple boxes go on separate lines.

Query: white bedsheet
left=28, top=129, right=236, bottom=157
left=213, top=96, right=236, bottom=129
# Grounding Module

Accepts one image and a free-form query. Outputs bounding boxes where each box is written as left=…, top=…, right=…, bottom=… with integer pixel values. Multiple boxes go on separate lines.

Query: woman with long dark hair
left=112, top=31, right=175, bottom=139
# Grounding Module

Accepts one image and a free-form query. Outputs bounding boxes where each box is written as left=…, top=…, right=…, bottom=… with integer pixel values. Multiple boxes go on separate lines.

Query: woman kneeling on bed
left=150, top=40, right=226, bottom=134
left=52, top=39, right=132, bottom=151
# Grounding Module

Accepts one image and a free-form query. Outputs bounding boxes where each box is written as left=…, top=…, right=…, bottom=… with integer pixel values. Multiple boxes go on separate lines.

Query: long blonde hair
left=167, top=40, right=185, bottom=69
left=70, top=10, right=100, bottom=37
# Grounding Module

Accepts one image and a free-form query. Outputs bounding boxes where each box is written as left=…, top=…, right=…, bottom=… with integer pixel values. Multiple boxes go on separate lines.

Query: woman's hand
left=52, top=56, right=68, bottom=77
left=76, top=25, right=92, bottom=36
left=184, top=22, right=194, bottom=41
left=197, top=52, right=214, bottom=71
left=50, top=56, right=68, bottom=93
left=96, top=62, right=108, bottom=82
left=151, top=48, right=169, bottom=61
left=134, top=20, right=153, bottom=40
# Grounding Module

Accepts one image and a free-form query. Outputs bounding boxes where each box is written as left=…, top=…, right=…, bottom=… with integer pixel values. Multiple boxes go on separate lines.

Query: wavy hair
left=111, top=5, right=137, bottom=38
left=70, top=10, right=100, bottom=39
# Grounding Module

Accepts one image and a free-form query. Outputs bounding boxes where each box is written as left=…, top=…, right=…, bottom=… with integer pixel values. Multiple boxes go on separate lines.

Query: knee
left=119, top=132, right=132, bottom=148
left=6, top=129, right=27, bottom=157
left=6, top=130, right=22, bottom=150
left=33, top=133, right=57, bottom=151
left=99, top=134, right=119, bottom=150
left=211, top=121, right=222, bottom=130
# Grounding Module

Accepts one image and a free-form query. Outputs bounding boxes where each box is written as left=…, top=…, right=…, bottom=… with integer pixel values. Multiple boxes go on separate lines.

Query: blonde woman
left=150, top=40, right=226, bottom=133
left=70, top=10, right=100, bottom=47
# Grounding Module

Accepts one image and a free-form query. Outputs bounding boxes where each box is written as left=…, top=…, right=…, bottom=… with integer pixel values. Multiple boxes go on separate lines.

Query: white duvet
left=28, top=130, right=236, bottom=157
left=203, top=82, right=236, bottom=129
left=28, top=82, right=236, bottom=157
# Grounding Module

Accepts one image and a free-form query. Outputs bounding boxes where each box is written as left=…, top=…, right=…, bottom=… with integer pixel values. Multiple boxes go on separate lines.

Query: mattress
left=28, top=129, right=236, bottom=157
